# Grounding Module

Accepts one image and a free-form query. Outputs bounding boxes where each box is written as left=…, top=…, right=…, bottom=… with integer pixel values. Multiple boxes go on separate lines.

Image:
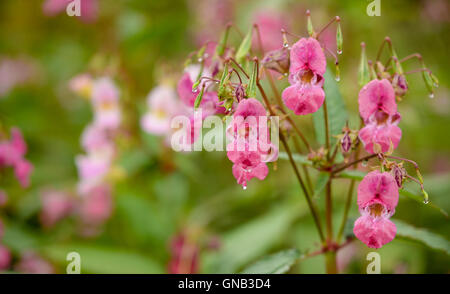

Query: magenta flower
left=43, top=0, right=98, bottom=23
left=282, top=38, right=326, bottom=115
left=0, top=245, right=11, bottom=271
left=0, top=128, right=33, bottom=188
left=353, top=171, right=399, bottom=249
left=358, top=79, right=402, bottom=154
left=39, top=190, right=74, bottom=228
left=226, top=99, right=277, bottom=188
left=358, top=79, right=397, bottom=122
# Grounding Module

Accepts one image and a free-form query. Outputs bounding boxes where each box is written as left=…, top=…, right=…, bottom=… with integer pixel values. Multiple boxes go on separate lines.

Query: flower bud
left=341, top=132, right=352, bottom=153
left=261, top=47, right=290, bottom=75
left=358, top=43, right=370, bottom=87
left=234, top=84, right=245, bottom=102
left=392, top=74, right=408, bottom=97
left=392, top=165, right=406, bottom=188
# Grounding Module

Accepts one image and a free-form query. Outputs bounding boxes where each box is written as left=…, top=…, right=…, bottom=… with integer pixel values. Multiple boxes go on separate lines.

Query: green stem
left=325, top=251, right=338, bottom=274
left=325, top=181, right=333, bottom=242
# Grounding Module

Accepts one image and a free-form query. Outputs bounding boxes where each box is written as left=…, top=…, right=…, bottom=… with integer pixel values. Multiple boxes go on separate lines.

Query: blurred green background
left=0, top=0, right=448, bottom=273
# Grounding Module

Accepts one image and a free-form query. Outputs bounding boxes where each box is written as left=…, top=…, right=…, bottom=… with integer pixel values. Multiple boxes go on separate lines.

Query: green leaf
left=203, top=205, right=298, bottom=273
left=312, top=172, right=330, bottom=200
left=236, top=26, right=253, bottom=63
left=313, top=69, right=348, bottom=146
left=394, top=219, right=450, bottom=255
left=42, top=243, right=164, bottom=274
left=240, top=249, right=300, bottom=274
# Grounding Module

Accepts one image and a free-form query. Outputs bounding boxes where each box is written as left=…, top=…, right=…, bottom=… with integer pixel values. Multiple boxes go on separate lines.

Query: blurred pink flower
left=354, top=171, right=399, bottom=249
left=40, top=190, right=74, bottom=228
left=15, top=252, right=54, bottom=274
left=81, top=123, right=112, bottom=153
left=359, top=117, right=402, bottom=154
left=282, top=38, right=326, bottom=115
left=69, top=73, right=93, bottom=98
left=0, top=127, right=33, bottom=188
left=75, top=148, right=113, bottom=195
left=168, top=232, right=199, bottom=274
left=91, top=77, right=121, bottom=130
left=79, top=184, right=113, bottom=226
left=43, top=0, right=98, bottom=23
left=253, top=11, right=288, bottom=52
left=0, top=245, right=12, bottom=271
left=0, top=57, right=36, bottom=97
left=141, top=85, right=181, bottom=136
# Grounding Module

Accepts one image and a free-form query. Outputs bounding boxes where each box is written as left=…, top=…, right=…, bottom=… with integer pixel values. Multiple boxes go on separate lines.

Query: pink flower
left=252, top=11, right=288, bottom=52
left=40, top=190, right=74, bottom=228
left=226, top=99, right=277, bottom=188
left=81, top=123, right=112, bottom=152
left=141, top=85, right=180, bottom=135
left=358, top=79, right=397, bottom=122
left=79, top=184, right=113, bottom=226
left=359, top=119, right=402, bottom=154
left=176, top=65, right=222, bottom=115
left=0, top=245, right=12, bottom=271
left=168, top=232, right=199, bottom=274
left=282, top=38, right=326, bottom=115
left=0, top=128, right=33, bottom=188
left=75, top=147, right=113, bottom=195
left=91, top=77, right=121, bottom=130
left=0, top=57, right=36, bottom=97
left=43, top=0, right=98, bottom=23
left=14, top=252, right=54, bottom=274
left=353, top=171, right=399, bottom=249
left=69, top=73, right=93, bottom=98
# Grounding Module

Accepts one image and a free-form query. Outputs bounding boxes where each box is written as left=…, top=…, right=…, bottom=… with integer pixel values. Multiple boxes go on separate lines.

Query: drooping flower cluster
left=353, top=170, right=399, bottom=249
left=358, top=79, right=402, bottom=154
left=0, top=127, right=33, bottom=188
left=70, top=75, right=117, bottom=229
left=282, top=38, right=327, bottom=115
left=226, top=98, right=278, bottom=189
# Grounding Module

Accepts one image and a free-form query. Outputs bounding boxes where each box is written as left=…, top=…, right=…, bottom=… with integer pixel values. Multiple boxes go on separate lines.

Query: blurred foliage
left=0, top=0, right=449, bottom=273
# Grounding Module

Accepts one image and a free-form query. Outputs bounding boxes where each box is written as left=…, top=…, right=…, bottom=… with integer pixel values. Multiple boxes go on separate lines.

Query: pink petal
left=358, top=79, right=397, bottom=121
left=353, top=215, right=397, bottom=249
left=282, top=84, right=325, bottom=115
left=357, top=170, right=399, bottom=210
left=290, top=38, right=326, bottom=76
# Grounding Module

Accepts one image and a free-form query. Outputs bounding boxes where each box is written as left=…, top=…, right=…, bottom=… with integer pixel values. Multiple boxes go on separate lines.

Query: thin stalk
left=257, top=79, right=325, bottom=242
left=323, top=99, right=331, bottom=159
left=332, top=153, right=377, bottom=175
left=325, top=251, right=337, bottom=274
left=316, top=16, right=340, bottom=39
left=325, top=181, right=333, bottom=242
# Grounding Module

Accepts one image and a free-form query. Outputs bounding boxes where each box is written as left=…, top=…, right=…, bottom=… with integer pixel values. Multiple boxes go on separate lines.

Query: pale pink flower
left=79, top=184, right=113, bottom=226
left=282, top=38, right=326, bottom=115
left=69, top=73, right=93, bottom=97
left=141, top=85, right=180, bottom=135
left=0, top=245, right=11, bottom=271
left=15, top=251, right=54, bottom=274
left=81, top=123, right=112, bottom=152
left=91, top=77, right=121, bottom=130
left=75, top=147, right=113, bottom=195
left=354, top=171, right=399, bottom=249
left=43, top=0, right=98, bottom=23
left=40, top=190, right=74, bottom=228
left=0, top=57, right=36, bottom=97
left=358, top=79, right=397, bottom=122
left=252, top=11, right=288, bottom=52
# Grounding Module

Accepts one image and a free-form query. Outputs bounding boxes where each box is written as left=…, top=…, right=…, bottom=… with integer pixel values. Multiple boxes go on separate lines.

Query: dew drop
left=284, top=73, right=288, bottom=77
left=423, top=199, right=429, bottom=204
left=193, top=88, right=198, bottom=93
left=243, top=185, right=247, bottom=190
left=197, top=58, right=203, bottom=62
left=362, top=160, right=368, bottom=167
left=335, top=76, right=340, bottom=82
left=433, top=83, right=439, bottom=88
left=283, top=43, right=289, bottom=48
left=337, top=50, right=343, bottom=55
left=429, top=93, right=434, bottom=99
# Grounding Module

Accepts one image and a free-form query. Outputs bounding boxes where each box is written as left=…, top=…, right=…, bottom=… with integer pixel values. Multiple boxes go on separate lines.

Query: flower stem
left=325, top=251, right=338, bottom=274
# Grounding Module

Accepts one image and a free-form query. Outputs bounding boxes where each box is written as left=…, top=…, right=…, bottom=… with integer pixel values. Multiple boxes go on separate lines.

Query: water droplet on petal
left=429, top=93, right=434, bottom=99
left=337, top=50, right=343, bottom=55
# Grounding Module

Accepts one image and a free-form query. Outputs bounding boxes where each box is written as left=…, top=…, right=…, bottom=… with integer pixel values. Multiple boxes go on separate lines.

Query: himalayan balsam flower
left=358, top=79, right=402, bottom=153
left=353, top=171, right=399, bottom=249
left=39, top=190, right=74, bottom=228
left=141, top=85, right=181, bottom=135
left=226, top=98, right=278, bottom=189
left=14, top=252, right=54, bottom=274
left=43, top=0, right=98, bottom=23
left=282, top=38, right=326, bottom=115
left=0, top=128, right=33, bottom=188
left=91, top=77, right=122, bottom=130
